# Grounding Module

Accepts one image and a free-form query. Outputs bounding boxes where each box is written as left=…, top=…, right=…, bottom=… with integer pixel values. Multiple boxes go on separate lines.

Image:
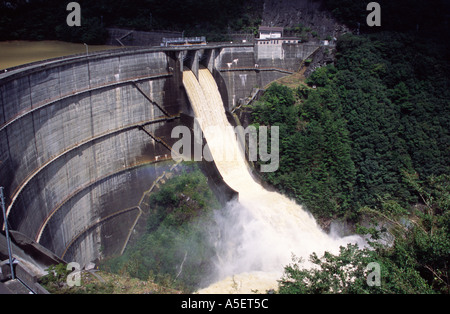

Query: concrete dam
left=0, top=41, right=318, bottom=270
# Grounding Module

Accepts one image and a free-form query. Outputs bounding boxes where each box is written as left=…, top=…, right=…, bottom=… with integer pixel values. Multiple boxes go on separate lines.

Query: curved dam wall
left=0, top=42, right=314, bottom=268
left=0, top=48, right=192, bottom=266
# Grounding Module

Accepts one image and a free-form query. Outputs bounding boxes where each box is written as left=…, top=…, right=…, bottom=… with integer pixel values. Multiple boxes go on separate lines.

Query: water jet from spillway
left=182, top=68, right=363, bottom=293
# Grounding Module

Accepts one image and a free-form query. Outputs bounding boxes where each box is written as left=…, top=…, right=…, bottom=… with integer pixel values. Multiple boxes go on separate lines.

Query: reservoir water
left=0, top=40, right=121, bottom=70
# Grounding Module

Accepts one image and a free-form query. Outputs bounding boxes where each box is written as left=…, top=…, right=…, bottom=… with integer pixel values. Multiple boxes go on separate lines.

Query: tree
left=278, top=242, right=435, bottom=294
left=356, top=173, right=450, bottom=293
left=101, top=164, right=220, bottom=292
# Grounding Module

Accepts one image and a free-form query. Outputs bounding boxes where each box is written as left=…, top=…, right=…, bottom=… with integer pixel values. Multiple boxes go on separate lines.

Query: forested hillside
left=249, top=1, right=449, bottom=294
left=252, top=31, right=449, bottom=221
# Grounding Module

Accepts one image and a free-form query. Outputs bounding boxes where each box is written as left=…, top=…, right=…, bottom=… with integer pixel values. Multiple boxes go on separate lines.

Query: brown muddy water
left=0, top=40, right=122, bottom=70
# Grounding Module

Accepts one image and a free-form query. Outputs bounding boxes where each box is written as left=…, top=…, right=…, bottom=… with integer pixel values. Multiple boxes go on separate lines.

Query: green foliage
left=251, top=31, right=449, bottom=222
left=279, top=174, right=449, bottom=294
left=306, top=65, right=337, bottom=87
left=252, top=83, right=297, bottom=128
left=39, top=263, right=71, bottom=291
left=279, top=243, right=435, bottom=294
left=392, top=174, right=450, bottom=293
left=39, top=263, right=115, bottom=294
left=334, top=32, right=450, bottom=210
left=279, top=244, right=373, bottom=294
left=251, top=82, right=356, bottom=218
left=248, top=25, right=450, bottom=294
left=101, top=164, right=219, bottom=292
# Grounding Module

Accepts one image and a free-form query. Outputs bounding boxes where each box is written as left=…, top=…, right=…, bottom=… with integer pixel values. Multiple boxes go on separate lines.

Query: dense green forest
left=0, top=0, right=262, bottom=43
left=252, top=31, right=450, bottom=221
left=248, top=20, right=449, bottom=293
left=278, top=173, right=449, bottom=293
left=101, top=164, right=220, bottom=293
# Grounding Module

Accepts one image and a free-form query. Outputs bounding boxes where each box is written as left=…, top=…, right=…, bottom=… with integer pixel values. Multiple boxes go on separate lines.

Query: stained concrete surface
left=0, top=42, right=314, bottom=269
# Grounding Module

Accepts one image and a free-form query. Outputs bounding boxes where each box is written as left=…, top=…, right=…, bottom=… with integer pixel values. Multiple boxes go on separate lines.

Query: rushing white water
left=182, top=68, right=363, bottom=293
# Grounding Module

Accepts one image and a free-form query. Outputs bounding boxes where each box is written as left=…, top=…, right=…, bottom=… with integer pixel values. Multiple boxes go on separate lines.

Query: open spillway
left=183, top=68, right=363, bottom=293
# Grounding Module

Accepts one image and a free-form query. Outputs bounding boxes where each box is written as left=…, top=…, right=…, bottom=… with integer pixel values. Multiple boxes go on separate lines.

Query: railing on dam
left=162, top=36, right=207, bottom=46
left=218, top=66, right=294, bottom=75
left=0, top=42, right=254, bottom=75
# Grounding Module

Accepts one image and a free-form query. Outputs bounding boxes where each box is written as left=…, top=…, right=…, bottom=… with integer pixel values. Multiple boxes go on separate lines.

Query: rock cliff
left=261, top=0, right=349, bottom=39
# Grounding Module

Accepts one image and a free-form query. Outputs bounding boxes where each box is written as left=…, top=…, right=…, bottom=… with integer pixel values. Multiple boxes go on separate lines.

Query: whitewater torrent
left=182, top=68, right=363, bottom=293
